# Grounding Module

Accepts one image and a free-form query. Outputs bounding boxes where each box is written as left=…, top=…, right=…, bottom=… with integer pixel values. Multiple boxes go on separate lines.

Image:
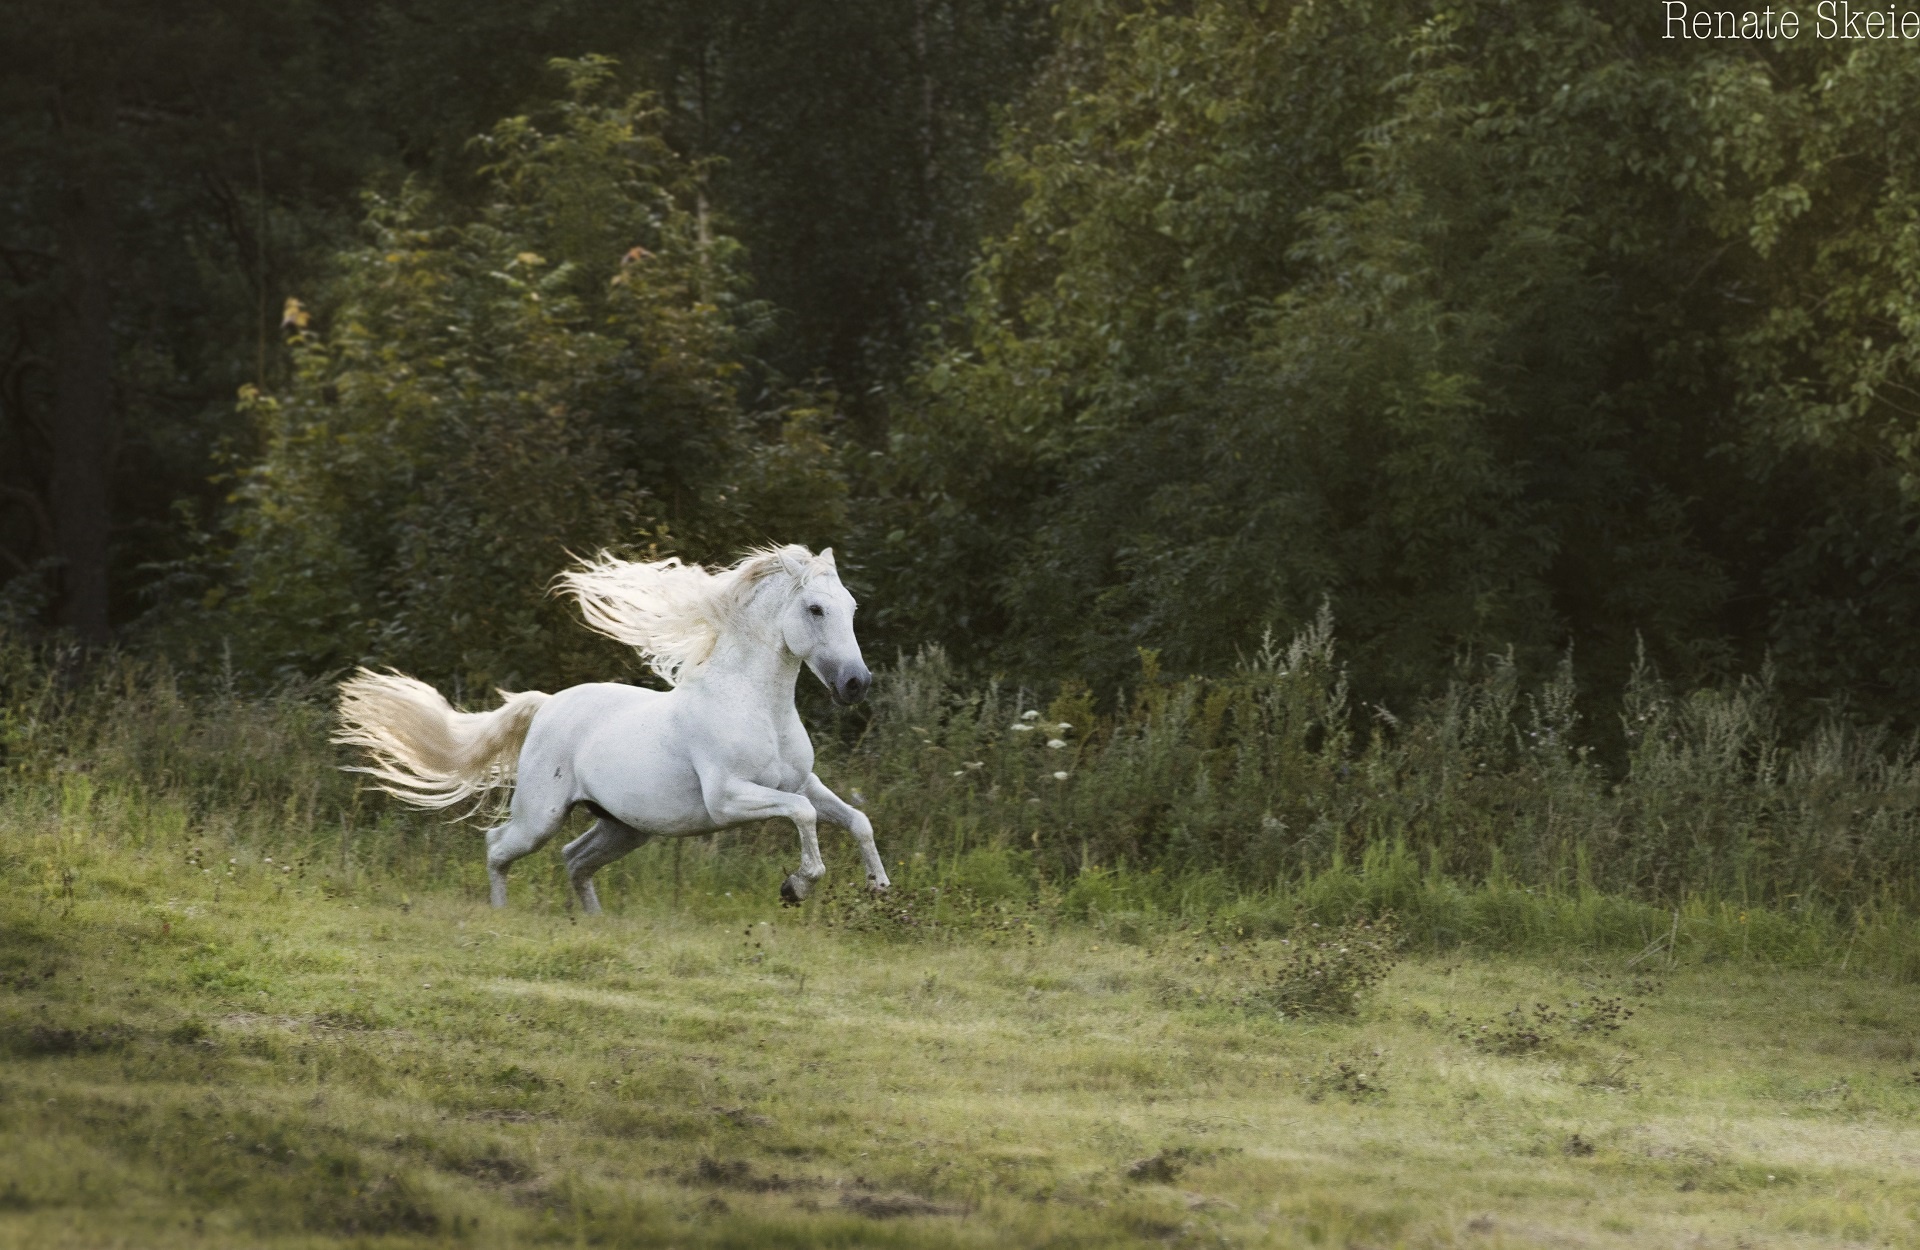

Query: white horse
left=331, top=544, right=889, bottom=911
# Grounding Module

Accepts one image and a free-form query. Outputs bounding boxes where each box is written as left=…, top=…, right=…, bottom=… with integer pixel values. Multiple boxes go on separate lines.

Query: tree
left=867, top=0, right=1920, bottom=719
left=0, top=0, right=1052, bottom=644
left=0, top=0, right=385, bottom=641
left=208, top=61, right=845, bottom=691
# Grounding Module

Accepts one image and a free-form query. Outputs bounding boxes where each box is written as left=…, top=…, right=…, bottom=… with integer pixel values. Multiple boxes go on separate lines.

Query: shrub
left=202, top=58, right=845, bottom=693
left=1455, top=993, right=1637, bottom=1056
left=1250, top=914, right=1400, bottom=1018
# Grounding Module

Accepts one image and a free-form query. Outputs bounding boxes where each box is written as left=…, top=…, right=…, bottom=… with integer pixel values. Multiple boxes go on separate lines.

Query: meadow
left=4, top=632, right=1920, bottom=1247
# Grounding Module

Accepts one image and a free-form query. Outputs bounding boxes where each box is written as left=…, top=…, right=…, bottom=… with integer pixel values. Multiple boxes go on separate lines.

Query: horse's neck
left=692, top=626, right=800, bottom=716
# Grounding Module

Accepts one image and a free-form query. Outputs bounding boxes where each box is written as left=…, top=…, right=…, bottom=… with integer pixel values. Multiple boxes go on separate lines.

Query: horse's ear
left=818, top=547, right=836, bottom=571
left=777, top=547, right=810, bottom=580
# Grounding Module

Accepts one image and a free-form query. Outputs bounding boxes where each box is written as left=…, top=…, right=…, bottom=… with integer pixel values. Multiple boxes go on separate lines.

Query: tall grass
left=6, top=618, right=1920, bottom=976
left=847, top=611, right=1920, bottom=913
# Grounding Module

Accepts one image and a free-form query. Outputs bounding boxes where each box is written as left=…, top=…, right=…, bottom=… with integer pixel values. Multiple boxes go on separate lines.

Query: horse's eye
left=808, top=604, right=824, bottom=617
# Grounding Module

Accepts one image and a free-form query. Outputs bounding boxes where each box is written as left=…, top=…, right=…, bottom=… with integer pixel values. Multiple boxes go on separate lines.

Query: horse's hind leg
left=562, top=815, right=650, bottom=915
left=484, top=779, right=571, bottom=908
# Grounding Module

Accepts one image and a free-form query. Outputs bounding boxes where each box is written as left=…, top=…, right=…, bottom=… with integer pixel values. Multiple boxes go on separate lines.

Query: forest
left=5, top=0, right=1920, bottom=723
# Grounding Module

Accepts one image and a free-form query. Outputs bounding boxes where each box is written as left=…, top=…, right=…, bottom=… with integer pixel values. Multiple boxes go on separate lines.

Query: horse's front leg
left=701, top=775, right=822, bottom=905
left=805, top=774, right=889, bottom=890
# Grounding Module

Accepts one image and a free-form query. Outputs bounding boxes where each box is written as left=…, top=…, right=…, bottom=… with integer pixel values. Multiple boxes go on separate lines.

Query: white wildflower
left=1021, top=710, right=1041, bottom=721
left=1046, top=738, right=1066, bottom=749
left=1053, top=770, right=1070, bottom=782
left=1010, top=723, right=1033, bottom=732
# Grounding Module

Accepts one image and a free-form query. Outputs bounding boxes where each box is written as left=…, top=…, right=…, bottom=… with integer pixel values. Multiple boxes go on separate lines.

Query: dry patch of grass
left=3, top=839, right=1920, bottom=1248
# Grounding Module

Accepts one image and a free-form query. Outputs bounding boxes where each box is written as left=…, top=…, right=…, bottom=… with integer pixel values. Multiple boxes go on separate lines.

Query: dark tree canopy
left=6, top=0, right=1920, bottom=729
left=862, top=0, right=1920, bottom=718
left=0, top=0, right=1047, bottom=651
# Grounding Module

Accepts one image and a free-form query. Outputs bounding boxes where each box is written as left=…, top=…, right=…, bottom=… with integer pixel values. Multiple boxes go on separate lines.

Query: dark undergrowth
left=5, top=618, right=1920, bottom=979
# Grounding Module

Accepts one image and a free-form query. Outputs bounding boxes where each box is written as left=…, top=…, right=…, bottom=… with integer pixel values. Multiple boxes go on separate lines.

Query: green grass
left=5, top=826, right=1920, bottom=1249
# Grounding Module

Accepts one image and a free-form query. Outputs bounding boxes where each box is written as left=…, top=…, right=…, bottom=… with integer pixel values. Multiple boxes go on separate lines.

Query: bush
left=1250, top=915, right=1401, bottom=1018
left=1455, top=988, right=1641, bottom=1056
left=198, top=58, right=846, bottom=693
left=836, top=621, right=1920, bottom=916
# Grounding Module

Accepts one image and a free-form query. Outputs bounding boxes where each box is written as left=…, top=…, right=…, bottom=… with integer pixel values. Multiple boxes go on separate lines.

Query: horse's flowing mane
left=554, top=544, right=837, bottom=685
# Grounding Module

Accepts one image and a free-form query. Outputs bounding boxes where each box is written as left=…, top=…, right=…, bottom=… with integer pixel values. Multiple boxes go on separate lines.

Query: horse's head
left=775, top=547, right=870, bottom=705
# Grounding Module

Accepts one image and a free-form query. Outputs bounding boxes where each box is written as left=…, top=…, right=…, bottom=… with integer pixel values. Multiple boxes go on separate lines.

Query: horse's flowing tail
left=333, top=670, right=551, bottom=819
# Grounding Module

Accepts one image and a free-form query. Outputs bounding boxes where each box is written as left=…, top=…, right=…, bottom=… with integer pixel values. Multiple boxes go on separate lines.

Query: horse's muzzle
left=831, top=667, right=871, bottom=706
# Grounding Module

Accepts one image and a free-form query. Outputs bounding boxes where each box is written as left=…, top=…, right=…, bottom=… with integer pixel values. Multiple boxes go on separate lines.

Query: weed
left=9, top=629, right=1920, bottom=976
left=1125, top=1148, right=1197, bottom=1183
left=1298, top=1053, right=1389, bottom=1103
left=1249, top=914, right=1401, bottom=1017
left=815, top=877, right=1053, bottom=943
left=1578, top=1054, right=1641, bottom=1092
left=1456, top=995, right=1634, bottom=1056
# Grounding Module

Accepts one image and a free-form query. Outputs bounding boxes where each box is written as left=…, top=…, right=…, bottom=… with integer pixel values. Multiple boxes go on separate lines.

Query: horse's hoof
left=780, top=876, right=804, bottom=907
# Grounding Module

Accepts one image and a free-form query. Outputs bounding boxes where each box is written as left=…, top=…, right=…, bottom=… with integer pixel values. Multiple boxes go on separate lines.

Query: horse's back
left=540, top=681, right=665, bottom=720
left=523, top=682, right=670, bottom=766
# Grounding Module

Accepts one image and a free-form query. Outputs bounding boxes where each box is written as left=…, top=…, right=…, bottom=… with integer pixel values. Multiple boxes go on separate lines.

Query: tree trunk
left=49, top=111, right=116, bottom=645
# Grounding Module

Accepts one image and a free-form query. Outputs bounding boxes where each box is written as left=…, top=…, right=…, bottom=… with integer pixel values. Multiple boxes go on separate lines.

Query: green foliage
left=9, top=621, right=1920, bottom=980
left=17, top=0, right=1920, bottom=752
left=2, top=1, right=1048, bottom=646
left=207, top=61, right=846, bottom=690
left=839, top=612, right=1920, bottom=915
left=869, top=0, right=1920, bottom=717
left=1454, top=993, right=1635, bottom=1058
left=1251, top=914, right=1401, bottom=1019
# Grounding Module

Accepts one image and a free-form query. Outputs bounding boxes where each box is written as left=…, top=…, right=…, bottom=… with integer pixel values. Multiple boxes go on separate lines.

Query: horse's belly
left=566, top=702, right=713, bottom=836
left=586, top=764, right=713, bottom=836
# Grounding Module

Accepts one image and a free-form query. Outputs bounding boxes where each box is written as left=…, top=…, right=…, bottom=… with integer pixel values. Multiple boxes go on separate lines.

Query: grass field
left=4, top=829, right=1919, bottom=1250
